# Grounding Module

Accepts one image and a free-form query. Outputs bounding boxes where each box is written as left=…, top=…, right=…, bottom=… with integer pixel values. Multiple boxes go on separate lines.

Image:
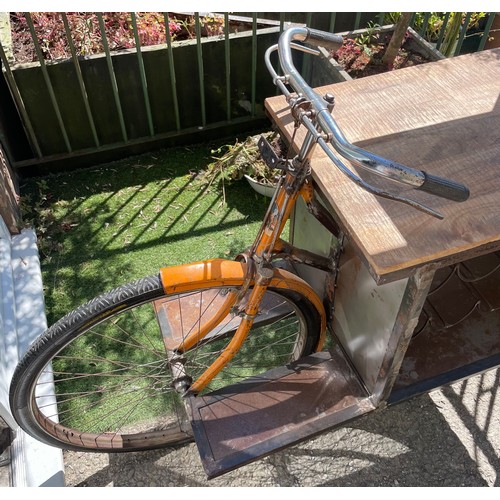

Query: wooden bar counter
left=265, top=49, right=500, bottom=403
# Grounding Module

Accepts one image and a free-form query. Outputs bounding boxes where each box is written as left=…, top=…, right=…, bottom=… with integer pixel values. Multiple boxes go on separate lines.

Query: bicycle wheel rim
left=11, top=277, right=320, bottom=452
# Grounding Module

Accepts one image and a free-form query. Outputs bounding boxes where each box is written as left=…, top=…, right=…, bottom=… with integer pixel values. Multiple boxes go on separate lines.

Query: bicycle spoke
left=103, top=320, right=164, bottom=357
left=19, top=278, right=316, bottom=451
left=53, top=365, right=176, bottom=431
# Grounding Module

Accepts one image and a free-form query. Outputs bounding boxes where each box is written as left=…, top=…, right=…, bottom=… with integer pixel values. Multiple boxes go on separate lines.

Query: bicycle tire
left=9, top=271, right=322, bottom=453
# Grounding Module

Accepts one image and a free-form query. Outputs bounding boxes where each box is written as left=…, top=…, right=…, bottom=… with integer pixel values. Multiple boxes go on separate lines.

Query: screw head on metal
left=323, top=93, right=335, bottom=105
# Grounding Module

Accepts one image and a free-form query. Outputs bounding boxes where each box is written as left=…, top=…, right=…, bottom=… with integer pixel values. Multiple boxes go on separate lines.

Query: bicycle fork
left=168, top=109, right=331, bottom=396
left=187, top=266, right=275, bottom=394
left=173, top=172, right=304, bottom=395
left=164, top=175, right=314, bottom=396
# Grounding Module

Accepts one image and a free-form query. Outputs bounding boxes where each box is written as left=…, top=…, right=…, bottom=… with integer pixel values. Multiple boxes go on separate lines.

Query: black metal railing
left=0, top=12, right=497, bottom=173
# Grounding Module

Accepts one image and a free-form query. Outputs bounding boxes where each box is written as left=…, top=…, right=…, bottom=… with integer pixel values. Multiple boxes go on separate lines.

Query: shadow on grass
left=20, top=142, right=271, bottom=323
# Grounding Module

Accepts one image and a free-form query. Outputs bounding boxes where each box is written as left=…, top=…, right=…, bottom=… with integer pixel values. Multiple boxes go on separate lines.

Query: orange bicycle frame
left=160, top=114, right=338, bottom=395
left=159, top=257, right=328, bottom=394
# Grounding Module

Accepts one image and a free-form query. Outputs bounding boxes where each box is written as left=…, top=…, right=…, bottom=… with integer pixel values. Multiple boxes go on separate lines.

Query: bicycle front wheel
left=10, top=271, right=322, bottom=453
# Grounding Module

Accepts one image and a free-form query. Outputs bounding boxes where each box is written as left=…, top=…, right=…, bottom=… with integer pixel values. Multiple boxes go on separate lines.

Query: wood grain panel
left=265, top=49, right=500, bottom=283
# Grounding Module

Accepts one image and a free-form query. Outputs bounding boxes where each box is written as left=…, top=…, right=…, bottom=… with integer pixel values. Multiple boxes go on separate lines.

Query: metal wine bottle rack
left=391, top=252, right=500, bottom=400
left=415, top=252, right=500, bottom=336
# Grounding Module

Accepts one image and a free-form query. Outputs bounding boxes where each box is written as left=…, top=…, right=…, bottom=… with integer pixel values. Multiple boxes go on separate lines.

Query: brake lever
left=317, top=136, right=444, bottom=219
left=266, top=33, right=448, bottom=219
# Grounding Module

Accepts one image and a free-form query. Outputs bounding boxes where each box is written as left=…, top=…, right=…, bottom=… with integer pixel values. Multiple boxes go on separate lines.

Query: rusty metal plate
left=155, top=290, right=236, bottom=349
left=154, top=290, right=294, bottom=350
left=188, top=346, right=373, bottom=478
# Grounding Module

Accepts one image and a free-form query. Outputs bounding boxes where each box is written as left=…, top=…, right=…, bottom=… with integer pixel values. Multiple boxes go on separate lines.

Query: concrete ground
left=63, top=366, right=500, bottom=487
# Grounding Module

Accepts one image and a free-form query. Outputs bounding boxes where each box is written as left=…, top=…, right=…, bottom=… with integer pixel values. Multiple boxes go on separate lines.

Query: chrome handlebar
left=265, top=27, right=470, bottom=219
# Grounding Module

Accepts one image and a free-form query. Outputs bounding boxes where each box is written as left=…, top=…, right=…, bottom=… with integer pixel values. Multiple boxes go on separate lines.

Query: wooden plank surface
left=265, top=49, right=500, bottom=283
left=0, top=144, right=20, bottom=234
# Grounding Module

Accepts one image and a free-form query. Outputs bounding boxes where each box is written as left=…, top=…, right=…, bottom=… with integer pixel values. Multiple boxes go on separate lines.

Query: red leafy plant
left=9, top=12, right=184, bottom=63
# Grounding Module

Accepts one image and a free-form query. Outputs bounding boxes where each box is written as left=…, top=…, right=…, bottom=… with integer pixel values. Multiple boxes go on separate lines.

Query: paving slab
left=63, top=366, right=500, bottom=487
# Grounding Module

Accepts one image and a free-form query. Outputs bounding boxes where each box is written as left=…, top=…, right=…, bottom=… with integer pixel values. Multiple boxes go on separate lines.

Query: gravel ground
left=63, top=367, right=500, bottom=487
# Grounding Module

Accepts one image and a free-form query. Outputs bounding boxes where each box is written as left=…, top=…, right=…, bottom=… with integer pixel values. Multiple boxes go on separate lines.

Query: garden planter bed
left=3, top=13, right=285, bottom=165
left=8, top=12, right=275, bottom=64
left=310, top=25, right=444, bottom=85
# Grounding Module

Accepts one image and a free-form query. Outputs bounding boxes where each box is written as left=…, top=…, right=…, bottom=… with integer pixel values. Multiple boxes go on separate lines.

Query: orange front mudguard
left=160, top=260, right=325, bottom=331
left=159, top=259, right=327, bottom=390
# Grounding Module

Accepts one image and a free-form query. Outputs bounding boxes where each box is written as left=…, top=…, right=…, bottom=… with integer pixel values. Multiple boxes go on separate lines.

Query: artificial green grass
left=20, top=142, right=302, bottom=433
left=21, top=140, right=272, bottom=326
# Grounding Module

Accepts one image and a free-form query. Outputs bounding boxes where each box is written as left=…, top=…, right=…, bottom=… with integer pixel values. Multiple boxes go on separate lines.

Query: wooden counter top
left=265, top=48, right=500, bottom=283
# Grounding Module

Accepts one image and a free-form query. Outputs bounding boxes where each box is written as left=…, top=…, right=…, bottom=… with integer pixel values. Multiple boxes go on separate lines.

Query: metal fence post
left=131, top=12, right=155, bottom=137
left=96, top=13, right=128, bottom=142
left=194, top=13, right=206, bottom=127
left=61, top=13, right=100, bottom=148
left=25, top=12, right=72, bottom=153
left=224, top=13, right=231, bottom=122
left=163, top=12, right=181, bottom=131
